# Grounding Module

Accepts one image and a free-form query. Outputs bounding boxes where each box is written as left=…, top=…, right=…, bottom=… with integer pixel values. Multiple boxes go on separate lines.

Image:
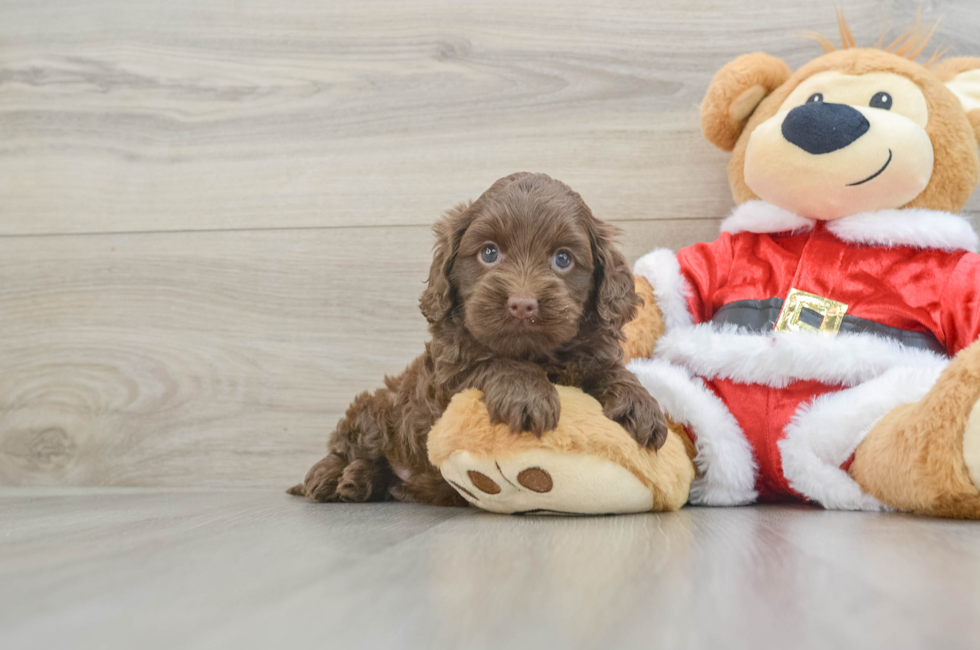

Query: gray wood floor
left=2, top=490, right=980, bottom=650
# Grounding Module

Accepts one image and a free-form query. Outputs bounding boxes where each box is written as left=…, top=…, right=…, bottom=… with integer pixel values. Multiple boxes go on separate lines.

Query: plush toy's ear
left=700, top=53, right=792, bottom=152
left=932, top=57, right=980, bottom=145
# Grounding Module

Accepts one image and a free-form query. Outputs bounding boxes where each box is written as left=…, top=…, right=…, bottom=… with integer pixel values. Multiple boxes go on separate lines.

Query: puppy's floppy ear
left=419, top=202, right=473, bottom=324
left=588, top=218, right=639, bottom=330
left=701, top=52, right=792, bottom=152
left=932, top=57, right=980, bottom=145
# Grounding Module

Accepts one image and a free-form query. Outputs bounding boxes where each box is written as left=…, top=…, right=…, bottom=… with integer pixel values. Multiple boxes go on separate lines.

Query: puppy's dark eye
left=552, top=251, right=572, bottom=271
left=869, top=91, right=892, bottom=110
left=480, top=244, right=499, bottom=265
left=806, top=93, right=824, bottom=104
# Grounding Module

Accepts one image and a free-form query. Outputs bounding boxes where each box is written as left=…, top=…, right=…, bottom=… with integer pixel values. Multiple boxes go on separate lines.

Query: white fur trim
left=628, top=358, right=758, bottom=506
left=827, top=208, right=979, bottom=253
left=779, top=365, right=944, bottom=511
left=719, top=201, right=978, bottom=253
left=720, top=200, right=815, bottom=236
left=632, top=248, right=694, bottom=331
left=654, top=323, right=948, bottom=389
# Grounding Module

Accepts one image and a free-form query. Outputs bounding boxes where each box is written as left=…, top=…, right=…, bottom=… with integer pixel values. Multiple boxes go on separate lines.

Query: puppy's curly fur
left=289, top=173, right=668, bottom=505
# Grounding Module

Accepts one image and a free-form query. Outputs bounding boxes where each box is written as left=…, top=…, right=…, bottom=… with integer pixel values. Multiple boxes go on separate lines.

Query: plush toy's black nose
left=781, top=102, right=870, bottom=155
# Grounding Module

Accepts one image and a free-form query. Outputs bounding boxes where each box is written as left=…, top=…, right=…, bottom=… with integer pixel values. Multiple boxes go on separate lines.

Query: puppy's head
left=420, top=173, right=637, bottom=358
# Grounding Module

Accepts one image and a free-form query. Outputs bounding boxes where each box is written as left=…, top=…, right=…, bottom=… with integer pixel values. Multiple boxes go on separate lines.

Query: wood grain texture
left=2, top=491, right=980, bottom=650
left=1, top=0, right=979, bottom=487
left=1, top=0, right=978, bottom=236
left=0, top=219, right=718, bottom=487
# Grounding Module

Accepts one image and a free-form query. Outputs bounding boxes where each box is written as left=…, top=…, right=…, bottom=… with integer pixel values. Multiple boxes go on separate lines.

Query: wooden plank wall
left=1, top=0, right=978, bottom=487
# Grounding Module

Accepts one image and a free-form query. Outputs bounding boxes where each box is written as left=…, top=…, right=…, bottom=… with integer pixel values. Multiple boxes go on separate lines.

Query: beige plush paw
left=427, top=386, right=696, bottom=515
left=440, top=448, right=655, bottom=515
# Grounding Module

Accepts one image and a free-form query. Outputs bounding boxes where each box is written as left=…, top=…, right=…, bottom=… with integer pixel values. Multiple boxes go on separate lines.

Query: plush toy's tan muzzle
left=744, top=102, right=934, bottom=220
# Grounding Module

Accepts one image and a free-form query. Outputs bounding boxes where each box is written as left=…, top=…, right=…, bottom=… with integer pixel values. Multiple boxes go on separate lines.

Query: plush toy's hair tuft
left=802, top=30, right=838, bottom=54
left=803, top=7, right=947, bottom=66
left=836, top=6, right=857, bottom=49
left=885, top=8, right=941, bottom=60
left=922, top=45, right=952, bottom=68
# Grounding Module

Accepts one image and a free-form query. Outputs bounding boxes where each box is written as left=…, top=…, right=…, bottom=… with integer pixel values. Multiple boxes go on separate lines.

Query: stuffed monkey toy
left=428, top=15, right=980, bottom=518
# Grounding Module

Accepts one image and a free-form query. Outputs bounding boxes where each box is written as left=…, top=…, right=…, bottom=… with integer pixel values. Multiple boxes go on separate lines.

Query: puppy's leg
left=469, top=359, right=561, bottom=436
left=586, top=366, right=669, bottom=449
left=300, top=389, right=394, bottom=503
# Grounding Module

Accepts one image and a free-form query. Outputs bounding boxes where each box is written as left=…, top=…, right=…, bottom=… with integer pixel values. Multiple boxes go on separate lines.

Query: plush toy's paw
left=602, top=383, right=670, bottom=449
left=484, top=377, right=561, bottom=436
left=962, top=395, right=980, bottom=491
left=439, top=449, right=654, bottom=515
left=428, top=386, right=696, bottom=515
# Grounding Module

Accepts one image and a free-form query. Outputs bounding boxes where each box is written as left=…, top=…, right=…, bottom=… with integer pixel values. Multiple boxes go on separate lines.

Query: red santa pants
left=702, top=378, right=843, bottom=502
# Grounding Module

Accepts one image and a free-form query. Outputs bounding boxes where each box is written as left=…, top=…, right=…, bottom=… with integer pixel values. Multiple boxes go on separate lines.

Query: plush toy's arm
left=941, top=252, right=980, bottom=354
left=621, top=276, right=665, bottom=362
left=624, top=236, right=735, bottom=361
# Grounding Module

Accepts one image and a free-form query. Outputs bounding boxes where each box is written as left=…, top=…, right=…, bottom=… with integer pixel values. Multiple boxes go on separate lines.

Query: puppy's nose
left=507, top=296, right=539, bottom=320
left=781, top=102, right=869, bottom=155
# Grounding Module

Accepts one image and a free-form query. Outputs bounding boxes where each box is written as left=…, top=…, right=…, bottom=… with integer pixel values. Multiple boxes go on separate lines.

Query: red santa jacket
left=628, top=201, right=980, bottom=511
left=679, top=202, right=980, bottom=356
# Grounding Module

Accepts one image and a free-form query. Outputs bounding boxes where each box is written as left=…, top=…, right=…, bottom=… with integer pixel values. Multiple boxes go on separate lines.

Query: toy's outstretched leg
left=849, top=340, right=980, bottom=519
left=428, top=386, right=696, bottom=515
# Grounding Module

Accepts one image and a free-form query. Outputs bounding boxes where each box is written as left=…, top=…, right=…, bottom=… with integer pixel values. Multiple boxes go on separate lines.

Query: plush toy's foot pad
left=963, top=397, right=980, bottom=490
left=440, top=449, right=655, bottom=515
left=427, top=386, right=696, bottom=516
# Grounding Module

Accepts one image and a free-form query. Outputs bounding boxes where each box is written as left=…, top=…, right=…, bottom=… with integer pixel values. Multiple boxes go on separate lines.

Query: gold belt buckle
left=774, top=288, right=848, bottom=336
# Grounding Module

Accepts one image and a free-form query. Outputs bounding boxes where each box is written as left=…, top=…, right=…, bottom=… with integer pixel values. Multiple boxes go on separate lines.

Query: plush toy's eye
left=869, top=91, right=893, bottom=110
left=480, top=244, right=500, bottom=265
left=552, top=250, right=573, bottom=271
left=806, top=93, right=824, bottom=104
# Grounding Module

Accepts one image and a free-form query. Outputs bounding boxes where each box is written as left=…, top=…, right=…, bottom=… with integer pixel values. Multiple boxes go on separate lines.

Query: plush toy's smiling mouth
left=846, top=149, right=893, bottom=186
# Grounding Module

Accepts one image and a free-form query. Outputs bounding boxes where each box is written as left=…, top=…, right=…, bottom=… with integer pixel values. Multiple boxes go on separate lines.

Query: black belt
left=711, top=298, right=948, bottom=356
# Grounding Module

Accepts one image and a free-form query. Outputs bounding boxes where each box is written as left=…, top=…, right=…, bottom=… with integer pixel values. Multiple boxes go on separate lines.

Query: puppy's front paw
left=604, top=385, right=669, bottom=450
left=485, top=381, right=561, bottom=436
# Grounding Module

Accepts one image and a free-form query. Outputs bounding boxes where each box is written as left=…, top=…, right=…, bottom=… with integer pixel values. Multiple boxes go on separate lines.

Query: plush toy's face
left=701, top=43, right=980, bottom=218
left=745, top=70, right=934, bottom=219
